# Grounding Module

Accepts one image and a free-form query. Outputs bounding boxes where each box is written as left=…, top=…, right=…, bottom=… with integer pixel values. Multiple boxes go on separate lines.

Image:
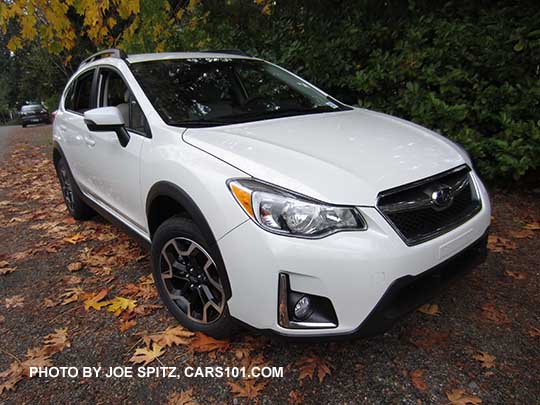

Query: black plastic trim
left=84, top=119, right=131, bottom=147
left=146, top=181, right=232, bottom=299
left=377, top=165, right=482, bottom=246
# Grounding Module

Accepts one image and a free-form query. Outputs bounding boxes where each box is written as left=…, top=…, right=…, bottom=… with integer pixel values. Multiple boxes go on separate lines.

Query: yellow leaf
left=142, top=326, right=193, bottom=347
left=129, top=343, right=165, bottom=366
left=106, top=296, right=137, bottom=316
left=63, top=232, right=84, bottom=244
left=83, top=288, right=109, bottom=311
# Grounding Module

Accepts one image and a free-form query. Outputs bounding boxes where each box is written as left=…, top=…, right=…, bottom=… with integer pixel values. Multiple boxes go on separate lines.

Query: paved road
left=0, top=125, right=18, bottom=157
left=1, top=125, right=539, bottom=403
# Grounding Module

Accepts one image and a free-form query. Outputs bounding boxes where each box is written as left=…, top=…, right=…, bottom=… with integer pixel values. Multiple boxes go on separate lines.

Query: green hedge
left=171, top=0, right=540, bottom=182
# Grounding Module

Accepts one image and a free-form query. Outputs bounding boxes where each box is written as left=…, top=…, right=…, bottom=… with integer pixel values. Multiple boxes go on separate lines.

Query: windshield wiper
left=168, top=119, right=232, bottom=128
left=223, top=105, right=339, bottom=123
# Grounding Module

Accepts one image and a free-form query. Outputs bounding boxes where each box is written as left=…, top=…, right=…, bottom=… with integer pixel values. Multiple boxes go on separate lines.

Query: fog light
left=293, top=296, right=312, bottom=320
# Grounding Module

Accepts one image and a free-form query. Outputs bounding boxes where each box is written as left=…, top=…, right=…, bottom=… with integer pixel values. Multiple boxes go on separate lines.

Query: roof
left=127, top=52, right=256, bottom=64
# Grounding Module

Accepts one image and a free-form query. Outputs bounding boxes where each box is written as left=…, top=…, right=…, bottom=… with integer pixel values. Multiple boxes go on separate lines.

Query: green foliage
left=173, top=0, right=540, bottom=183
left=1, top=0, right=538, bottom=182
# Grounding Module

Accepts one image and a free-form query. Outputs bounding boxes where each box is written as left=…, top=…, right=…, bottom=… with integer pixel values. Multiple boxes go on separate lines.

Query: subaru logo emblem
left=431, top=185, right=454, bottom=210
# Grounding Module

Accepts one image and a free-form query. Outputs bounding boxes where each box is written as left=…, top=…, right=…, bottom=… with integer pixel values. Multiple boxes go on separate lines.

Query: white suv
left=53, top=49, right=491, bottom=338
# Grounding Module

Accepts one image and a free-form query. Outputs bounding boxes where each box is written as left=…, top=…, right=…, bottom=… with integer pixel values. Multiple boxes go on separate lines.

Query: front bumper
left=218, top=172, right=491, bottom=337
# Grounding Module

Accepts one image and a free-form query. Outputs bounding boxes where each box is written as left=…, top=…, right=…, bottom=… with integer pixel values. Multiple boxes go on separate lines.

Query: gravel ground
left=0, top=125, right=539, bottom=404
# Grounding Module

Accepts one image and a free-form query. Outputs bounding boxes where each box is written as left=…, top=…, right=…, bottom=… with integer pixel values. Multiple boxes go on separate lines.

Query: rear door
left=83, top=66, right=149, bottom=232
left=59, top=68, right=97, bottom=194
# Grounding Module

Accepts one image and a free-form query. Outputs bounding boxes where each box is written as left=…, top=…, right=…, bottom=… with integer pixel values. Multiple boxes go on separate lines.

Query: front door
left=84, top=67, right=150, bottom=233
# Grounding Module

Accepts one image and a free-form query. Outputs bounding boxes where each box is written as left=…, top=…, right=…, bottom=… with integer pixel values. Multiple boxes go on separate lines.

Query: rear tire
left=55, top=157, right=94, bottom=220
left=22, top=124, right=27, bottom=128
left=151, top=216, right=235, bottom=339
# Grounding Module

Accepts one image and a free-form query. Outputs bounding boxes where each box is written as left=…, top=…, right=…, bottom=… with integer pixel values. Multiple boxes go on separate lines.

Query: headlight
left=228, top=179, right=366, bottom=238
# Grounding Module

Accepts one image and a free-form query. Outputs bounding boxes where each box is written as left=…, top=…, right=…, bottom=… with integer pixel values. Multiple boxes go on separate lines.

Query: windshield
left=130, top=58, right=351, bottom=127
left=21, top=105, right=43, bottom=112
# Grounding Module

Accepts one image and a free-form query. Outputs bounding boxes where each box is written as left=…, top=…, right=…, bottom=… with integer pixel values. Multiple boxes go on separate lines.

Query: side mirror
left=84, top=107, right=130, bottom=147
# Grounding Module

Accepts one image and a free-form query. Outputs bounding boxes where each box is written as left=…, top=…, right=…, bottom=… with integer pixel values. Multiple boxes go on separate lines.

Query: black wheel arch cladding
left=146, top=181, right=232, bottom=299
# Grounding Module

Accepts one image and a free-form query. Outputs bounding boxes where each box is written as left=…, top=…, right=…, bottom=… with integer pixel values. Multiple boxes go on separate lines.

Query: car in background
left=20, top=104, right=51, bottom=127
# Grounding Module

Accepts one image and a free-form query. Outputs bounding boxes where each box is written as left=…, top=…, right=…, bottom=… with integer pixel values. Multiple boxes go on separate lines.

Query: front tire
left=55, top=157, right=94, bottom=220
left=151, top=216, right=234, bottom=338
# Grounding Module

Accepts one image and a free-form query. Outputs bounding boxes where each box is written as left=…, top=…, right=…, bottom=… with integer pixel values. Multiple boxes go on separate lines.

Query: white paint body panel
left=54, top=53, right=491, bottom=337
left=184, top=108, right=468, bottom=206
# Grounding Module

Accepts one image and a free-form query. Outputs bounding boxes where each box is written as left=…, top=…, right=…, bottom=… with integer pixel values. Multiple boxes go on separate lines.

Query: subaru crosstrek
left=52, top=49, right=490, bottom=338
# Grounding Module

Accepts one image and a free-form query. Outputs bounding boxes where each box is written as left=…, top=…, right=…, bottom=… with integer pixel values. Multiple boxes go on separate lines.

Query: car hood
left=183, top=109, right=467, bottom=205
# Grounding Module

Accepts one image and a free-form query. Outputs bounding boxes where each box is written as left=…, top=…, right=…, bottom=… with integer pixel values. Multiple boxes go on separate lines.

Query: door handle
left=84, top=136, right=96, bottom=147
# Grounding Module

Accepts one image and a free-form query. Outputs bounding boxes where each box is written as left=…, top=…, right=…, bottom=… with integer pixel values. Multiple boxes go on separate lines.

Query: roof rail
left=200, top=49, right=251, bottom=57
left=78, top=48, right=128, bottom=70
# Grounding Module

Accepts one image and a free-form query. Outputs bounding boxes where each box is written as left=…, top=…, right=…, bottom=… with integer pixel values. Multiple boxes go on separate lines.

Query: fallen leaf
left=120, top=282, right=157, bottom=301
left=43, top=328, right=70, bottom=354
left=410, top=369, right=428, bottom=391
left=528, top=327, right=540, bottom=337
left=167, top=388, right=197, bottom=405
left=409, top=328, right=450, bottom=350
left=67, top=262, right=83, bottom=272
left=296, top=354, right=332, bottom=384
left=487, top=235, right=517, bottom=253
left=481, top=304, right=510, bottom=325
left=227, top=380, right=267, bottom=400
left=446, top=388, right=482, bottom=405
left=143, top=326, right=194, bottom=347
left=189, top=332, right=230, bottom=353
left=61, top=287, right=85, bottom=305
left=43, top=298, right=60, bottom=308
left=5, top=295, right=25, bottom=308
left=504, top=271, right=527, bottom=280
left=523, top=222, right=540, bottom=231
left=83, top=288, right=109, bottom=311
left=417, top=303, right=440, bottom=316
left=509, top=229, right=534, bottom=239
left=119, top=319, right=137, bottom=332
left=0, top=260, right=9, bottom=267
left=288, top=390, right=305, bottom=404
left=63, top=232, right=85, bottom=244
left=472, top=352, right=496, bottom=368
left=129, top=343, right=165, bottom=366
left=132, top=304, right=161, bottom=317
left=0, top=267, right=16, bottom=275
left=105, top=296, right=137, bottom=316
left=62, top=275, right=82, bottom=285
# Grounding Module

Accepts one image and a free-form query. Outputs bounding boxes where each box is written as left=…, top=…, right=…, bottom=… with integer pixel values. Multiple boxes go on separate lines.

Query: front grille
left=377, top=165, right=481, bottom=246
